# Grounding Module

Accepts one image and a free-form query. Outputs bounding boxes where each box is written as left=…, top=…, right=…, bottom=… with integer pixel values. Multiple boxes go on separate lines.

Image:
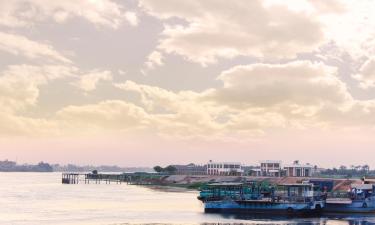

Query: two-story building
left=260, top=160, right=282, bottom=177
left=284, top=161, right=313, bottom=177
left=207, top=160, right=244, bottom=176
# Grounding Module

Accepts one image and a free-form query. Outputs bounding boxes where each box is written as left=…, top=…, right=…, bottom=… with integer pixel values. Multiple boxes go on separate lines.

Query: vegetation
left=320, top=165, right=372, bottom=178
left=0, top=160, right=53, bottom=172
left=153, top=165, right=177, bottom=174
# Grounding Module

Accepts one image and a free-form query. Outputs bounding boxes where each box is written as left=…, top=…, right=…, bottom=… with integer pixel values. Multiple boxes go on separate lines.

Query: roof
left=207, top=182, right=243, bottom=186
left=260, top=160, right=282, bottom=164
left=352, top=184, right=374, bottom=190
left=278, top=183, right=313, bottom=187
left=284, top=164, right=313, bottom=168
left=207, top=161, right=241, bottom=165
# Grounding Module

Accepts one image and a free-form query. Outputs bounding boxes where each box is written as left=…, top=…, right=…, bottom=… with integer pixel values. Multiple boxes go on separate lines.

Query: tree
left=362, top=165, right=370, bottom=173
left=164, top=165, right=177, bottom=174
left=339, top=165, right=347, bottom=171
left=153, top=166, right=163, bottom=173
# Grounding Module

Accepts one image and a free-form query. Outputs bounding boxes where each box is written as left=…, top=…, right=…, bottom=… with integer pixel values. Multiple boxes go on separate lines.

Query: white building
left=284, top=161, right=313, bottom=177
left=260, top=160, right=282, bottom=177
left=206, top=161, right=244, bottom=176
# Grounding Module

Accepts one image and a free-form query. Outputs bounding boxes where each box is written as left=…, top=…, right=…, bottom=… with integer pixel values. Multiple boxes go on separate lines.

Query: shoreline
left=126, top=174, right=364, bottom=191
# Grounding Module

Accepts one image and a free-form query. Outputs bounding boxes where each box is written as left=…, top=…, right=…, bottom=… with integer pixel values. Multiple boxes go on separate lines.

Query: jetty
left=61, top=172, right=162, bottom=185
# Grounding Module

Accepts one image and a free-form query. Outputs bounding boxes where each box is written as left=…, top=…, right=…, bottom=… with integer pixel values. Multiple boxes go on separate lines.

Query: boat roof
left=278, top=183, right=313, bottom=187
left=207, top=182, right=243, bottom=186
left=351, top=184, right=374, bottom=190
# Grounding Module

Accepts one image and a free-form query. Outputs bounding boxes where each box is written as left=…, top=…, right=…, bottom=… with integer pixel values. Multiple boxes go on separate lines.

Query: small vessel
left=325, top=184, right=375, bottom=213
left=198, top=182, right=325, bottom=215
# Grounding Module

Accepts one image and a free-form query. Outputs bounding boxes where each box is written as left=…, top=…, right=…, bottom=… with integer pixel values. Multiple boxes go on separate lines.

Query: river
left=0, top=172, right=374, bottom=225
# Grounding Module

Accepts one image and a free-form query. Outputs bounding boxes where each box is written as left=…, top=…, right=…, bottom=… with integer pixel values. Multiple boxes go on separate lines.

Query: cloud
left=206, top=61, right=352, bottom=110
left=0, top=64, right=76, bottom=112
left=139, top=0, right=324, bottom=64
left=0, top=111, right=59, bottom=137
left=353, top=57, right=375, bottom=88
left=145, top=51, right=164, bottom=69
left=124, top=11, right=139, bottom=26
left=0, top=32, right=71, bottom=63
left=308, top=0, right=346, bottom=14
left=0, top=64, right=77, bottom=137
left=113, top=61, right=375, bottom=138
left=0, top=0, right=137, bottom=29
left=1, top=61, right=374, bottom=140
left=56, top=100, right=150, bottom=133
left=72, top=70, right=113, bottom=92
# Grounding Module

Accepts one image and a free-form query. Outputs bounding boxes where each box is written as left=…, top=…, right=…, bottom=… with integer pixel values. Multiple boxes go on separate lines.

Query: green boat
left=198, top=182, right=325, bottom=215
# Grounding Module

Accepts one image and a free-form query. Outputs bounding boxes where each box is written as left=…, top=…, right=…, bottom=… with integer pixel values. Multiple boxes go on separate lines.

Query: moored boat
left=325, top=184, right=375, bottom=213
left=198, top=182, right=325, bottom=215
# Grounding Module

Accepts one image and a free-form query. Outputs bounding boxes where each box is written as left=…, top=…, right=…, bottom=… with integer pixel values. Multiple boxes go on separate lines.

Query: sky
left=1, top=0, right=375, bottom=168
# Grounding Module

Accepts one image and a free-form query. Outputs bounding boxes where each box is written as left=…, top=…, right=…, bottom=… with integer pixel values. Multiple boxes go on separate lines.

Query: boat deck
left=326, top=198, right=352, bottom=204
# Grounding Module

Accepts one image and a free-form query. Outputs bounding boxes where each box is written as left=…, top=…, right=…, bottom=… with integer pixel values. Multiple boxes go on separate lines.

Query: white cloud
left=139, top=0, right=324, bottom=65
left=0, top=111, right=59, bottom=137
left=145, top=51, right=164, bottom=69
left=113, top=61, right=375, bottom=138
left=354, top=57, right=375, bottom=89
left=56, top=100, right=149, bottom=132
left=0, top=32, right=71, bottom=63
left=207, top=61, right=352, bottom=110
left=125, top=11, right=138, bottom=26
left=0, top=64, right=76, bottom=112
left=0, top=64, right=76, bottom=137
left=72, top=70, right=113, bottom=92
left=0, top=0, right=137, bottom=29
left=2, top=61, right=375, bottom=139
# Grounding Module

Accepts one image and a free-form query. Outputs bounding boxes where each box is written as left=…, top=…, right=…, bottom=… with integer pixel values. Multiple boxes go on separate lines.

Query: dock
left=61, top=172, right=162, bottom=185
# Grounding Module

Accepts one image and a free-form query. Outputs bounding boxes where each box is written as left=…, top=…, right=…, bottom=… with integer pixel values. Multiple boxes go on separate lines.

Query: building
left=284, top=161, right=313, bottom=177
left=260, top=160, right=282, bottom=177
left=171, top=163, right=207, bottom=175
left=207, top=160, right=244, bottom=176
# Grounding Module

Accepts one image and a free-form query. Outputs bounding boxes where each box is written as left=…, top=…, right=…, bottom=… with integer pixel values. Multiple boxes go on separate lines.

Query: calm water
left=1, top=173, right=375, bottom=225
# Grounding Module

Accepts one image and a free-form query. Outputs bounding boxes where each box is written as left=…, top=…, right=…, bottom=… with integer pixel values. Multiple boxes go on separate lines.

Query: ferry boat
left=198, top=182, right=325, bottom=215
left=325, top=184, right=375, bottom=213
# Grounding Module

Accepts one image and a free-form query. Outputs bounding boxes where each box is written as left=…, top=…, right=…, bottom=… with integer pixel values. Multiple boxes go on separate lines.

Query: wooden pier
left=61, top=172, right=162, bottom=185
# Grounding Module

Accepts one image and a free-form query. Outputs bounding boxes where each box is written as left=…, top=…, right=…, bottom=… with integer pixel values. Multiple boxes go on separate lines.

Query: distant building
left=260, top=160, right=282, bottom=177
left=249, top=167, right=262, bottom=176
left=242, top=165, right=256, bottom=176
left=284, top=161, right=313, bottom=177
left=171, top=163, right=207, bottom=175
left=207, top=160, right=244, bottom=176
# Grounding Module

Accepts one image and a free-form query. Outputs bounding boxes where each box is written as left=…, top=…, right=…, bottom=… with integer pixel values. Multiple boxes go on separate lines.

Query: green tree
left=153, top=166, right=163, bottom=173
left=164, top=165, right=177, bottom=174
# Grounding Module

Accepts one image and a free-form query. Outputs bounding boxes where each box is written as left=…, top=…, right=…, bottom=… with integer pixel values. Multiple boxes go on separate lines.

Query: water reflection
left=201, top=213, right=375, bottom=225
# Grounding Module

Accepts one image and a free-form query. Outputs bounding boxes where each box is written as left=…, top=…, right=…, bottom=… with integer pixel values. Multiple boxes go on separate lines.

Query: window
left=296, top=168, right=301, bottom=177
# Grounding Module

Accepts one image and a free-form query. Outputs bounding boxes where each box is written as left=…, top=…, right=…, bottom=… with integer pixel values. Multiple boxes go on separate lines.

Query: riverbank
left=138, top=175, right=363, bottom=191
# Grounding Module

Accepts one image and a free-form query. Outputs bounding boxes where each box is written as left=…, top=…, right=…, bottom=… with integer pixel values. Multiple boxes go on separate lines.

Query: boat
left=198, top=182, right=325, bottom=215
left=324, top=184, right=375, bottom=213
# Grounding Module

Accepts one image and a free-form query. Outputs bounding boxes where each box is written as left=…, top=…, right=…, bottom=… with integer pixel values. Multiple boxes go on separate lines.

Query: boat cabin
left=349, top=184, right=375, bottom=200
left=274, top=183, right=322, bottom=202
left=198, top=182, right=269, bottom=201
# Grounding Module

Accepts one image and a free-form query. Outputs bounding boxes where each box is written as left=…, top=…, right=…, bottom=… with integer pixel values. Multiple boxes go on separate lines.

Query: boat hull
left=204, top=200, right=324, bottom=215
left=325, top=199, right=375, bottom=213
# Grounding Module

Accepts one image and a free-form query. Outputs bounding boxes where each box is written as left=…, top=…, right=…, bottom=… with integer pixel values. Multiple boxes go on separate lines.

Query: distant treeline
left=0, top=160, right=153, bottom=173
left=0, top=160, right=53, bottom=172
left=320, top=165, right=373, bottom=178
left=52, top=164, right=153, bottom=173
